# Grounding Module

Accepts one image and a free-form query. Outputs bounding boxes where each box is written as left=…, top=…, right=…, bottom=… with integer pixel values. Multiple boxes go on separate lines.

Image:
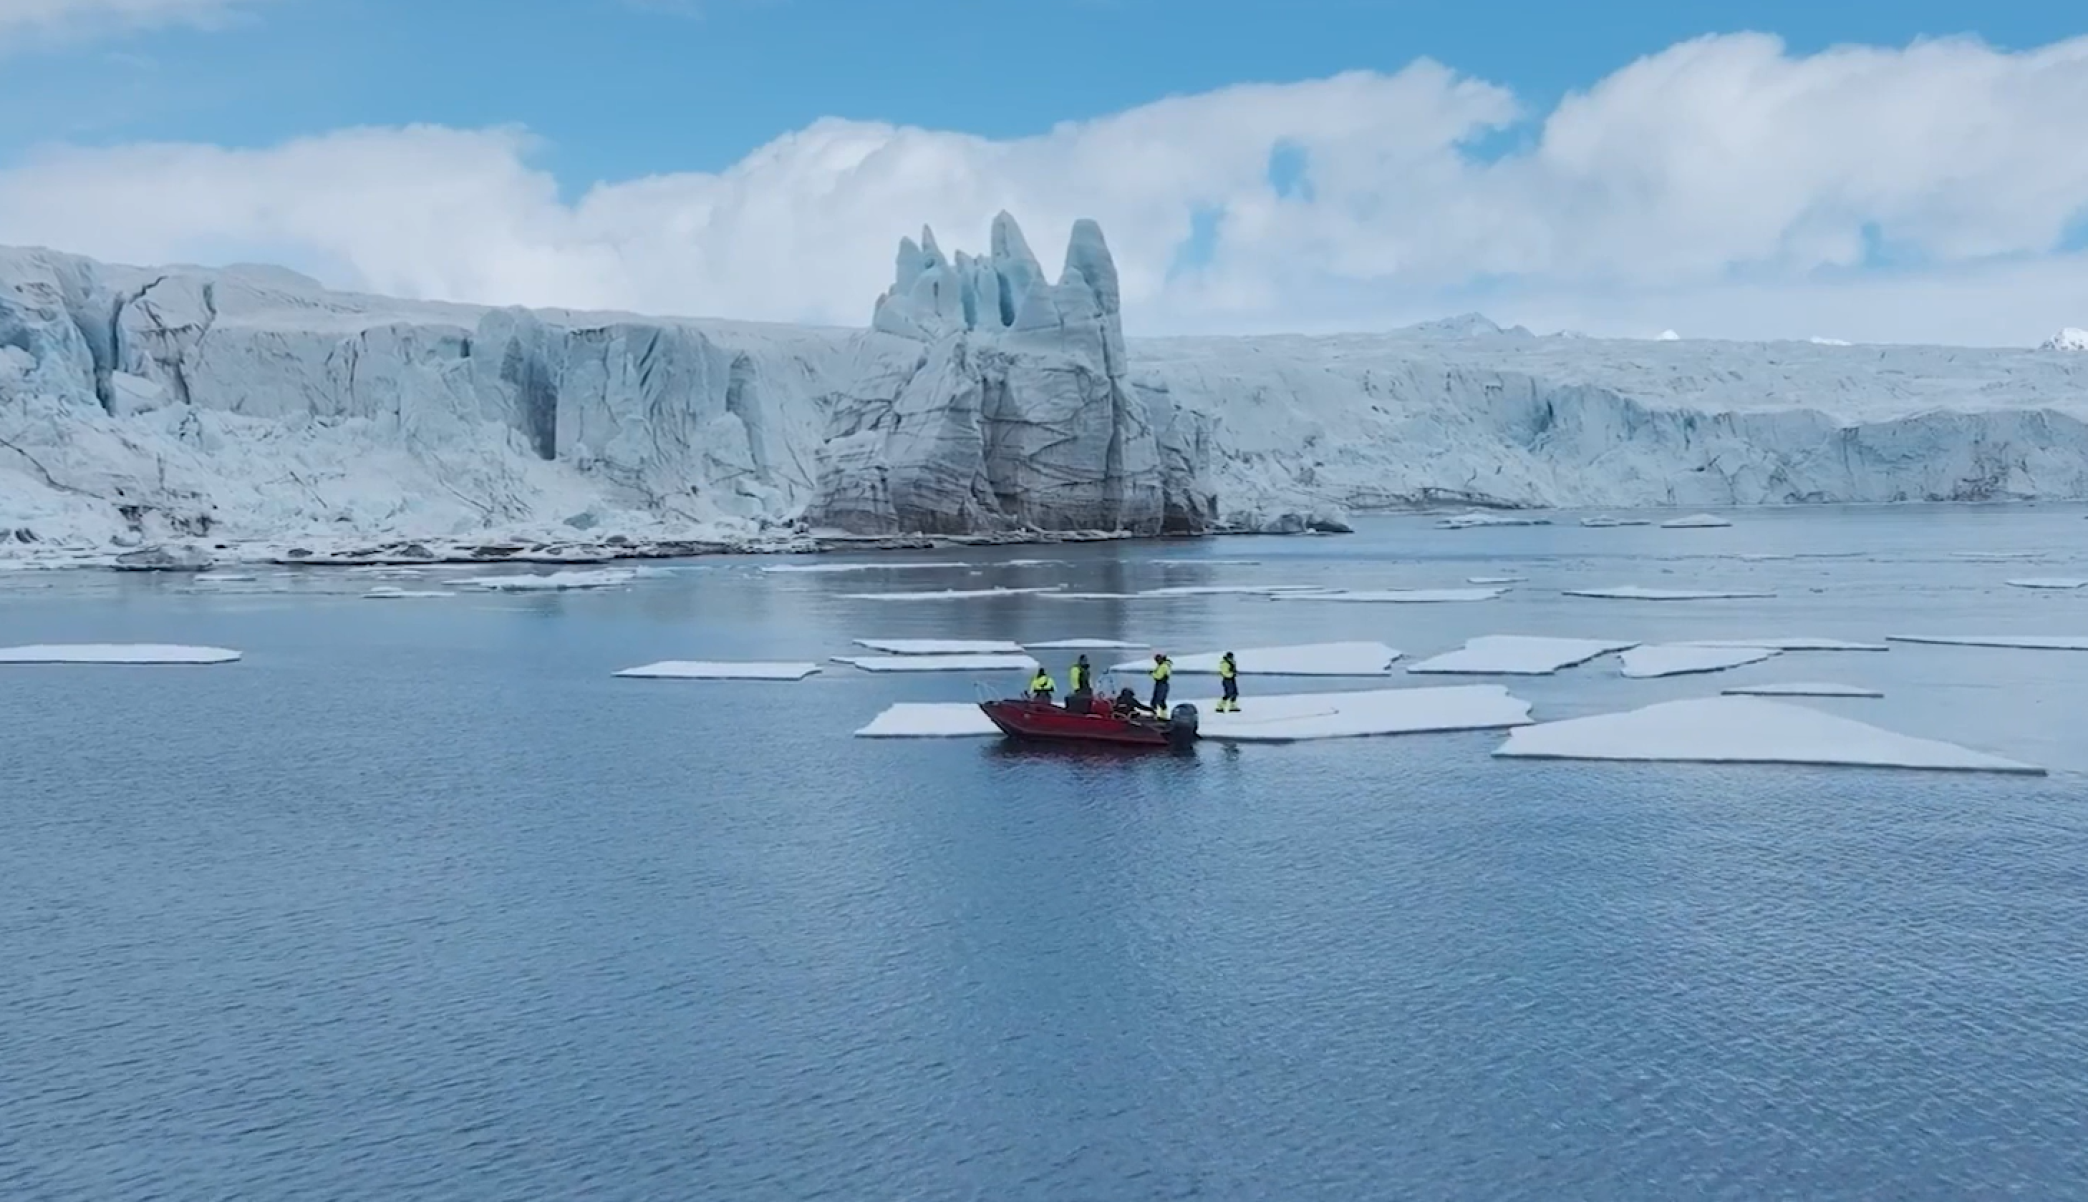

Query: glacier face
left=7, top=222, right=2088, bottom=558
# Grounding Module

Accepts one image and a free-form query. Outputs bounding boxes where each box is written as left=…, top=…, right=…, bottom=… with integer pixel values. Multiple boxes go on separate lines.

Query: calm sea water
left=5, top=505, right=2087, bottom=1199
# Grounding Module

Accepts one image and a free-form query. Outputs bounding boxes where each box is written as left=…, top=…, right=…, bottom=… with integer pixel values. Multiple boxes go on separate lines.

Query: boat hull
left=979, top=699, right=1180, bottom=747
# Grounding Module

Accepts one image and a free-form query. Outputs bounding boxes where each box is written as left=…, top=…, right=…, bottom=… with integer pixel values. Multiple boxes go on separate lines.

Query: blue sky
left=4, top=0, right=2071, bottom=187
left=2, top=0, right=2084, bottom=343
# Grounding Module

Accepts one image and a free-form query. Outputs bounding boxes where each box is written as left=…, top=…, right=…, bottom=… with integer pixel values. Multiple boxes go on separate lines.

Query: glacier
left=8, top=213, right=2088, bottom=563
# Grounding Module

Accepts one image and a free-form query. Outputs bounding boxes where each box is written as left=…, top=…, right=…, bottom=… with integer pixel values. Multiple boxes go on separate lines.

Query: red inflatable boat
left=978, top=696, right=1200, bottom=748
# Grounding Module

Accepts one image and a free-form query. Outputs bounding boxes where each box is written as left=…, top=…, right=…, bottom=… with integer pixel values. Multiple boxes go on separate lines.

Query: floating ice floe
left=1887, top=634, right=2088, bottom=651
left=462, top=568, right=641, bottom=591
left=851, top=638, right=1025, bottom=655
left=2006, top=578, right=2088, bottom=590
left=1580, top=515, right=1653, bottom=528
left=363, top=586, right=457, bottom=599
left=615, top=661, right=821, bottom=680
left=833, top=653, right=1039, bottom=673
left=761, top=560, right=970, bottom=574
left=1565, top=586, right=1774, bottom=601
left=1722, top=682, right=1884, bottom=698
left=853, top=684, right=1532, bottom=741
left=1110, top=641, right=1402, bottom=676
left=0, top=643, right=242, bottom=664
left=192, top=573, right=260, bottom=583
left=1438, top=512, right=1551, bottom=529
left=1494, top=696, right=2040, bottom=775
left=1153, top=558, right=1263, bottom=566
left=1951, top=551, right=2042, bottom=561
left=1467, top=575, right=1525, bottom=585
left=1139, top=584, right=1327, bottom=597
left=1406, top=635, right=1638, bottom=675
left=1619, top=644, right=1781, bottom=678
left=1660, top=513, right=1733, bottom=528
left=1271, top=587, right=1506, bottom=604
left=841, top=586, right=1064, bottom=601
left=1681, top=637, right=1887, bottom=652
left=1024, top=638, right=1147, bottom=650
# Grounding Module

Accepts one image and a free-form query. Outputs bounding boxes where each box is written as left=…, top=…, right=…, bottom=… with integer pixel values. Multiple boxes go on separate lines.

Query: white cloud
left=0, top=0, right=266, bottom=48
left=2, top=31, right=2086, bottom=343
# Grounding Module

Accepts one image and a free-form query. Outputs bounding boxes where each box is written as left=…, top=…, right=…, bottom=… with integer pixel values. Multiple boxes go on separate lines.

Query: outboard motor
left=1166, top=703, right=1200, bottom=749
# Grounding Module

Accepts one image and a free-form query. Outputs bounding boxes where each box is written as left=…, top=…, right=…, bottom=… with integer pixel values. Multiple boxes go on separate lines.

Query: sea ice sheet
left=1439, top=512, right=1551, bottom=528
left=1660, top=513, right=1734, bottom=528
left=0, top=643, right=242, bottom=664
left=833, top=653, right=1040, bottom=673
left=1722, top=682, right=1884, bottom=698
left=1110, top=641, right=1402, bottom=676
left=1619, top=644, right=1781, bottom=678
left=852, top=638, right=1025, bottom=655
left=1273, top=587, right=1506, bottom=603
left=1495, top=696, right=2041, bottom=775
left=364, top=586, right=456, bottom=599
left=761, top=560, right=970, bottom=574
left=462, top=568, right=640, bottom=591
left=1566, top=586, right=1775, bottom=601
left=615, top=661, right=821, bottom=680
left=852, top=684, right=1532, bottom=741
left=841, top=586, right=1063, bottom=601
left=1025, top=638, right=1147, bottom=650
left=1887, top=635, right=2088, bottom=651
left=2006, top=578, right=2088, bottom=590
left=1467, top=575, right=1525, bottom=585
left=1581, top=516, right=1653, bottom=527
left=1406, top=635, right=1638, bottom=675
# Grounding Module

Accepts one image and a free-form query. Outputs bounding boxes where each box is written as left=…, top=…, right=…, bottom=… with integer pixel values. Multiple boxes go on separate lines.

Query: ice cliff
left=809, top=214, right=1210, bottom=535
left=7, top=220, right=2088, bottom=559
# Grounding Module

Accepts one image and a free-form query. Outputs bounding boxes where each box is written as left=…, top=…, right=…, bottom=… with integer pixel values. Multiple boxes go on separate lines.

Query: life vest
left=1218, top=656, right=1236, bottom=680
left=1029, top=671, right=1054, bottom=693
left=1070, top=663, right=1090, bottom=691
left=1151, top=659, right=1171, bottom=682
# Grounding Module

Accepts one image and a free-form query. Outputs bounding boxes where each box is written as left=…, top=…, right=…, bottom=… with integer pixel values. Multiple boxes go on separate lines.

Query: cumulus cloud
left=0, top=0, right=266, bottom=48
left=2, top=31, right=2085, bottom=343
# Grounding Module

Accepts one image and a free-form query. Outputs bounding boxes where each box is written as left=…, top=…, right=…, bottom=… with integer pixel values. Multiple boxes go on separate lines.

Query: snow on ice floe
left=1722, top=682, right=1883, bottom=698
left=1951, top=551, right=2043, bottom=561
left=1887, top=634, right=2088, bottom=651
left=1566, top=586, right=1774, bottom=601
left=1619, top=644, right=1780, bottom=678
left=1406, top=635, right=1637, bottom=675
left=841, top=586, right=1064, bottom=601
left=615, top=660, right=821, bottom=680
left=852, top=638, right=1025, bottom=655
left=2006, top=578, right=2088, bottom=590
left=852, top=684, right=1532, bottom=741
left=1682, top=637, right=1888, bottom=652
left=462, top=568, right=641, bottom=591
left=1024, top=638, right=1147, bottom=650
left=1495, top=696, right=2040, bottom=775
left=0, top=643, right=241, bottom=664
left=1438, top=512, right=1551, bottom=529
left=363, top=586, right=457, bottom=599
left=833, top=653, right=1039, bottom=673
left=1467, top=575, right=1525, bottom=585
left=1110, top=641, right=1402, bottom=676
left=761, top=560, right=970, bottom=574
left=1660, top=513, right=1734, bottom=528
left=1581, top=515, right=1653, bottom=527
left=1272, top=587, right=1506, bottom=604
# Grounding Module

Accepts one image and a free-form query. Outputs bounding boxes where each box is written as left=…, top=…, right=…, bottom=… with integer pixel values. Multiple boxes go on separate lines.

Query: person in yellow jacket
left=1027, top=666, right=1055, bottom=701
left=1217, top=651, right=1240, bottom=712
left=1148, top=653, right=1172, bottom=714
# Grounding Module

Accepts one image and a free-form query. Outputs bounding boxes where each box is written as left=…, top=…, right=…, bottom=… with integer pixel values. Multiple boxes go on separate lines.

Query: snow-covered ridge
left=8, top=218, right=2088, bottom=558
